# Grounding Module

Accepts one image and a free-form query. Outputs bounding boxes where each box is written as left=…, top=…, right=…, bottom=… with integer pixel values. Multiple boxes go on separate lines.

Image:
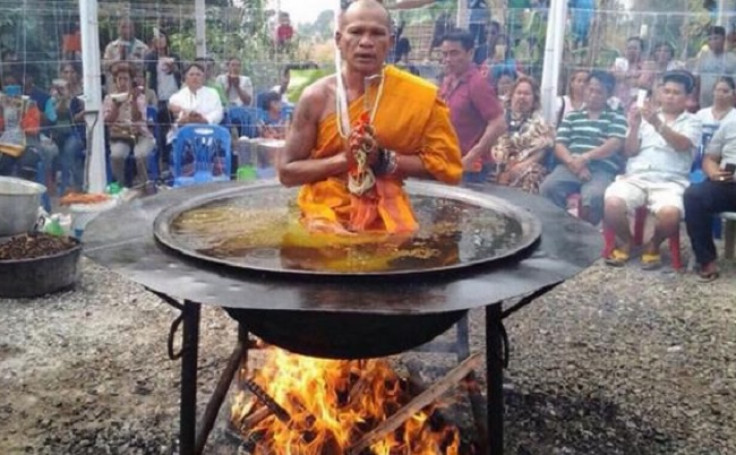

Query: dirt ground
left=1, top=249, right=735, bottom=454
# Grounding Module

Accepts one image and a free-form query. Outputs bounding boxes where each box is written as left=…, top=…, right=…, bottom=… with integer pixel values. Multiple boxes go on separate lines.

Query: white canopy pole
left=717, top=0, right=727, bottom=27
left=79, top=0, right=107, bottom=193
left=456, top=0, right=467, bottom=29
left=195, top=0, right=206, bottom=57
left=540, top=0, right=567, bottom=124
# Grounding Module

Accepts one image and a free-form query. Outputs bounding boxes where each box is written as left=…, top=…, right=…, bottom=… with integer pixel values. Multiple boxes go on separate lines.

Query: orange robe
left=297, top=65, right=462, bottom=234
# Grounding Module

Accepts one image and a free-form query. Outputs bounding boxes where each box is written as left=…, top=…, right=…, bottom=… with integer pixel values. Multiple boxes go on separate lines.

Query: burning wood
left=230, top=347, right=470, bottom=455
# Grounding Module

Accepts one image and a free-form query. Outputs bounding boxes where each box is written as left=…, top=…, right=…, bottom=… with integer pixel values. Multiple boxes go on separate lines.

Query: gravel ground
left=1, top=241, right=734, bottom=454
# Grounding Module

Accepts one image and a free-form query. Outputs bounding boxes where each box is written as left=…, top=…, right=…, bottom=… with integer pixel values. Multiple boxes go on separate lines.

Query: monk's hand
left=348, top=125, right=381, bottom=168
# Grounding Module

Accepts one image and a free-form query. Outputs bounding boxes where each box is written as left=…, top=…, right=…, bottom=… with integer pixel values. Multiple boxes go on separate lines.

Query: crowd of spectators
left=1, top=7, right=736, bottom=282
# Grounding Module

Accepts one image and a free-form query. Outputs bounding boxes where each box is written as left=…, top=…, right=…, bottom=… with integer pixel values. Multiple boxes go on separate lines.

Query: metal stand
left=156, top=283, right=560, bottom=455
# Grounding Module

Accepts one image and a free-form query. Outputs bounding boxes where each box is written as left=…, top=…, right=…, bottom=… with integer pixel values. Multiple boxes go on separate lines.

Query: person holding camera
left=684, top=117, right=736, bottom=282
left=103, top=64, right=154, bottom=186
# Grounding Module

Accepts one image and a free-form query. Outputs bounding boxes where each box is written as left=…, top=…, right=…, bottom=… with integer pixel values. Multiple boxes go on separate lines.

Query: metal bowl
left=0, top=177, right=46, bottom=236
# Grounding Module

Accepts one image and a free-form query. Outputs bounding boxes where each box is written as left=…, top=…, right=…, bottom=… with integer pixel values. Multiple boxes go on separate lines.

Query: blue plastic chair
left=171, top=124, right=232, bottom=187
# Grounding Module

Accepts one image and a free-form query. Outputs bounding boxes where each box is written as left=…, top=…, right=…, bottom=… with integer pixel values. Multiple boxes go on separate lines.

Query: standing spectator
left=603, top=71, right=701, bottom=269
left=569, top=0, right=594, bottom=49
left=103, top=64, right=154, bottom=186
left=491, top=76, right=554, bottom=193
left=275, top=12, right=295, bottom=52
left=611, top=36, right=645, bottom=109
left=389, top=0, right=490, bottom=64
left=540, top=71, right=626, bottom=225
left=684, top=116, right=736, bottom=282
left=194, top=57, right=227, bottom=106
left=693, top=26, right=736, bottom=110
left=144, top=29, right=181, bottom=159
left=215, top=57, right=253, bottom=107
left=102, top=18, right=149, bottom=93
left=438, top=30, right=506, bottom=182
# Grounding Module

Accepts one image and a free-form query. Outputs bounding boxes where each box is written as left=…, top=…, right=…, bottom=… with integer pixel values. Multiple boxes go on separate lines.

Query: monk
left=277, top=0, right=462, bottom=235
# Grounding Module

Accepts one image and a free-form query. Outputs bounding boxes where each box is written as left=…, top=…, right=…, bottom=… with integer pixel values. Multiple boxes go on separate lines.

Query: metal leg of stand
left=180, top=301, right=201, bottom=455
left=195, top=325, right=248, bottom=454
left=456, top=314, right=489, bottom=451
left=486, top=303, right=504, bottom=455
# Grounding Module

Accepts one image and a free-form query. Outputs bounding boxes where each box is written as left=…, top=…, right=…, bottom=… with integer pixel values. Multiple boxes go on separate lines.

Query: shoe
left=605, top=248, right=629, bottom=267
left=696, top=267, right=720, bottom=283
left=640, top=252, right=662, bottom=271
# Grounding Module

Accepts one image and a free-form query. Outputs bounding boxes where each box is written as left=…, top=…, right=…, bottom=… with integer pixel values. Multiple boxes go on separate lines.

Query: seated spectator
left=258, top=91, right=289, bottom=139
left=492, top=67, right=517, bottom=105
left=103, top=64, right=155, bottom=186
left=0, top=83, right=43, bottom=178
left=603, top=71, right=701, bottom=269
left=540, top=71, right=626, bottom=225
left=695, top=76, right=736, bottom=143
left=611, top=36, right=645, bottom=109
left=169, top=63, right=224, bottom=127
left=684, top=116, right=736, bottom=282
left=491, top=76, right=553, bottom=193
left=554, top=69, right=589, bottom=127
left=194, top=57, right=227, bottom=106
left=215, top=57, right=253, bottom=107
left=51, top=63, right=86, bottom=192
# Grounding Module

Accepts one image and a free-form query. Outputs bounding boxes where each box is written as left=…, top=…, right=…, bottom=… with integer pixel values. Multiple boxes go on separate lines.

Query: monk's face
left=440, top=40, right=473, bottom=77
left=337, top=3, right=393, bottom=75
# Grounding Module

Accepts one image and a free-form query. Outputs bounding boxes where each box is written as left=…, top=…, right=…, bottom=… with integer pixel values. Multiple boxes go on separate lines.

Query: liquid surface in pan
left=162, top=187, right=533, bottom=275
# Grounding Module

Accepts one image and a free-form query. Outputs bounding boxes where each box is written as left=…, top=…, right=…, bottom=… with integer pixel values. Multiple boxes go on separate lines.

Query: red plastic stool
left=603, top=206, right=682, bottom=270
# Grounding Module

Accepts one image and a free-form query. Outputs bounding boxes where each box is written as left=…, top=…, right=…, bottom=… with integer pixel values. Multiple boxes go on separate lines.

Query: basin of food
left=0, top=176, right=46, bottom=237
left=0, top=233, right=82, bottom=298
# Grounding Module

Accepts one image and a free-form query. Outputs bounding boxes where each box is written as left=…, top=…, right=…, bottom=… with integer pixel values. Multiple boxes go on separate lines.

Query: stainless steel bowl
left=0, top=176, right=46, bottom=236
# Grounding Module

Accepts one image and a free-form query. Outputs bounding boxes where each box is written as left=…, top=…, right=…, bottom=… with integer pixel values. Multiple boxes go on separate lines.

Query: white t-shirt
left=156, top=60, right=179, bottom=102
left=695, top=107, right=736, bottom=130
left=215, top=74, right=253, bottom=106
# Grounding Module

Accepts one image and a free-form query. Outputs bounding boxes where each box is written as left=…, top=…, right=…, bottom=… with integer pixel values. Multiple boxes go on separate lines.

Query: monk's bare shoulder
left=296, top=75, right=337, bottom=124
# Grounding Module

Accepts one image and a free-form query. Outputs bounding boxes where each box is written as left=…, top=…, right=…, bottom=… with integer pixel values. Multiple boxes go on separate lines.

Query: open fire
left=230, top=347, right=467, bottom=454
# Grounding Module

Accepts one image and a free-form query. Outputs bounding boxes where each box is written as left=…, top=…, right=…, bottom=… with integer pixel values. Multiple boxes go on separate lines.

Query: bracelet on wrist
left=372, top=149, right=398, bottom=176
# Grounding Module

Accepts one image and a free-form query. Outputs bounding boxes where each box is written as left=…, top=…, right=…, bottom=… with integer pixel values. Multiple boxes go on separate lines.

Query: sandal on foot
left=605, top=249, right=630, bottom=267
left=697, top=270, right=720, bottom=283
left=640, top=252, right=662, bottom=271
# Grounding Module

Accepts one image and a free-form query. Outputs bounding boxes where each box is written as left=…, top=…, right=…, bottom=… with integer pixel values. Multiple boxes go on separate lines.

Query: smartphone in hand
left=725, top=163, right=736, bottom=175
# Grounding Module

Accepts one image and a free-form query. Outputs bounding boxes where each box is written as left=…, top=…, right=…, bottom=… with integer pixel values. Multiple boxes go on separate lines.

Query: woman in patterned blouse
left=491, top=76, right=554, bottom=193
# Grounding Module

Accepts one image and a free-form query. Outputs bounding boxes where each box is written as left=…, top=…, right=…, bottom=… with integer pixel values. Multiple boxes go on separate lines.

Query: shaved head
left=339, top=0, right=392, bottom=32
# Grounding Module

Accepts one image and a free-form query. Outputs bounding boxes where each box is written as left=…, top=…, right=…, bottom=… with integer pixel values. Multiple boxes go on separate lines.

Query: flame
left=230, top=347, right=463, bottom=454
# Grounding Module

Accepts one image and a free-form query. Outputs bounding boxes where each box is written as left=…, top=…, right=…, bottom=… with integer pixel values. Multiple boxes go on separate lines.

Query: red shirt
left=439, top=66, right=503, bottom=157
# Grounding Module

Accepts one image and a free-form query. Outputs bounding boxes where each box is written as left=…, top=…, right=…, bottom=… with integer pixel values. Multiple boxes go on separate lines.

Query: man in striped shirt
left=540, top=71, right=627, bottom=225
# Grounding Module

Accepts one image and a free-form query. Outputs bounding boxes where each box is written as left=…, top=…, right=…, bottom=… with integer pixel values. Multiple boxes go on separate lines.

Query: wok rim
left=152, top=180, right=543, bottom=278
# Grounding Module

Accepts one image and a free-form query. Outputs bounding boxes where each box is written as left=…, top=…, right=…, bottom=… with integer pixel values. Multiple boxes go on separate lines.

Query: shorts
left=605, top=175, right=687, bottom=214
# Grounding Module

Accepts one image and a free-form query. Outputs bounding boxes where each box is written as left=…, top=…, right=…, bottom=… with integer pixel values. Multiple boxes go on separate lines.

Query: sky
left=269, top=0, right=335, bottom=25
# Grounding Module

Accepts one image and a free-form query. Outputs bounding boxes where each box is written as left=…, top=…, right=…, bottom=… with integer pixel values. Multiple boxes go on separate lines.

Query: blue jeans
left=59, top=134, right=86, bottom=191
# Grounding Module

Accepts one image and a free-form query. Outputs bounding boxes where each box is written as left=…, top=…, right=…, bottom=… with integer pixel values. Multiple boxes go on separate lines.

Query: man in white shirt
left=604, top=71, right=702, bottom=269
left=693, top=26, right=736, bottom=108
left=215, top=57, right=253, bottom=106
left=167, top=63, right=224, bottom=142
left=684, top=116, right=736, bottom=282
